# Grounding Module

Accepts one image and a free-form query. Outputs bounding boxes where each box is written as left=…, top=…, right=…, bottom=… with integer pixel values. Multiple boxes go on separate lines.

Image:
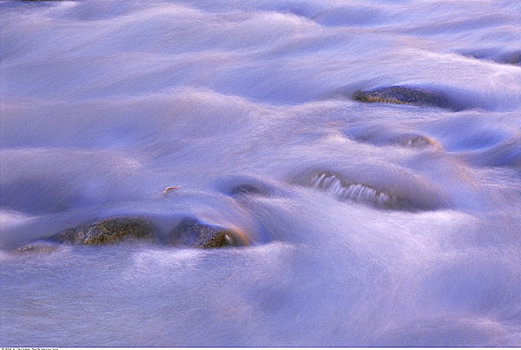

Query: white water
left=1, top=0, right=521, bottom=346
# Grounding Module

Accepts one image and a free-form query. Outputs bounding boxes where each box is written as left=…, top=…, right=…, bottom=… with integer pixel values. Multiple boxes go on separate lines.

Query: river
left=1, top=0, right=520, bottom=346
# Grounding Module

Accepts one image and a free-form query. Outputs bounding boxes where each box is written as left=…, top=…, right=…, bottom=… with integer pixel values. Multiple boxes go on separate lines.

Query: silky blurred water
left=1, top=0, right=521, bottom=346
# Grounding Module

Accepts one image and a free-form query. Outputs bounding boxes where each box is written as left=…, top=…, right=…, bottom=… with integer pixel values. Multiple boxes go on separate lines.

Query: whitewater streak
left=1, top=0, right=521, bottom=347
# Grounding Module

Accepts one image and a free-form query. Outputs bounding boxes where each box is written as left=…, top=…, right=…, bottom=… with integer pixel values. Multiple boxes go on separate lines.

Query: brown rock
left=168, top=218, right=249, bottom=248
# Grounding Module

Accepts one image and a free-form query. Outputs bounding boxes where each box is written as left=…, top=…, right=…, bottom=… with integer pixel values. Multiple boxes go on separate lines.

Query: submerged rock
left=396, top=134, right=438, bottom=148
left=309, top=172, right=401, bottom=209
left=303, top=171, right=443, bottom=211
left=353, top=86, right=461, bottom=111
left=13, top=241, right=61, bottom=254
left=214, top=175, right=277, bottom=198
left=48, top=218, right=154, bottom=245
left=460, top=49, right=521, bottom=66
left=229, top=184, right=267, bottom=197
left=502, top=51, right=521, bottom=66
left=168, top=218, right=249, bottom=248
left=346, top=126, right=439, bottom=149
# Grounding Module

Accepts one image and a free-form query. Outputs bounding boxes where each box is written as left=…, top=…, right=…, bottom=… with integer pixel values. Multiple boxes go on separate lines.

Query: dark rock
left=353, top=86, right=461, bottom=111
left=168, top=218, right=249, bottom=248
left=48, top=218, right=154, bottom=245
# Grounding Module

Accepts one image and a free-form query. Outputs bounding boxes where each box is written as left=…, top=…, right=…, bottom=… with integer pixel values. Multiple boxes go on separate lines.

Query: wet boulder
left=11, top=216, right=250, bottom=252
left=168, top=218, right=249, bottom=248
left=48, top=217, right=154, bottom=245
left=353, top=85, right=462, bottom=111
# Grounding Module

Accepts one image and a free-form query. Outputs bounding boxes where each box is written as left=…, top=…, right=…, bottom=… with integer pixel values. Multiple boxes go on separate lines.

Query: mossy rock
left=168, top=218, right=248, bottom=248
left=49, top=218, right=154, bottom=245
left=353, top=86, right=461, bottom=110
left=11, top=216, right=251, bottom=251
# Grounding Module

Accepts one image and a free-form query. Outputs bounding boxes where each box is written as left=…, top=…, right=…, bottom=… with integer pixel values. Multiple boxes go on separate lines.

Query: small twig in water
left=162, top=186, right=181, bottom=196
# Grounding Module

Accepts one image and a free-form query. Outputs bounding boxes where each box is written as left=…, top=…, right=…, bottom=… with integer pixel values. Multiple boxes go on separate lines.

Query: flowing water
left=1, top=0, right=521, bottom=346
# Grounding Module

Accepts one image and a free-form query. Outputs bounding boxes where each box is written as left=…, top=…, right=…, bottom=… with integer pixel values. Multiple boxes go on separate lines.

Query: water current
left=1, top=0, right=521, bottom=346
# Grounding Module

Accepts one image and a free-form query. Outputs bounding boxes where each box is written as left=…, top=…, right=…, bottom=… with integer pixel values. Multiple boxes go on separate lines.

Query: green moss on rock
left=49, top=218, right=154, bottom=245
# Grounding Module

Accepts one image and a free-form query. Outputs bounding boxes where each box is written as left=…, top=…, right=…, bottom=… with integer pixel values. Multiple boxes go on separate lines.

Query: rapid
left=1, top=0, right=521, bottom=346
